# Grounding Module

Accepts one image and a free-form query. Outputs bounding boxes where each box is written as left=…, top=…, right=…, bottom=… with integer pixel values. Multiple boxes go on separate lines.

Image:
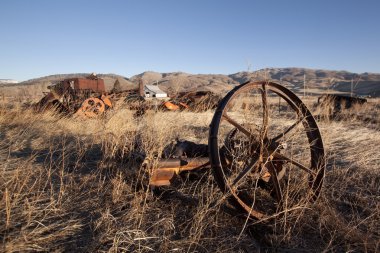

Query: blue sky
left=1, top=0, right=379, bottom=81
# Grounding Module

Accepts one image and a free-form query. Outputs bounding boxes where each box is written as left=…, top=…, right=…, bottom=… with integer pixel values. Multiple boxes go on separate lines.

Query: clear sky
left=1, top=0, right=379, bottom=81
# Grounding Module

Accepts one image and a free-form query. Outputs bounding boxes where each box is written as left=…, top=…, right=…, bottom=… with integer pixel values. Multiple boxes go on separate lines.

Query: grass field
left=0, top=96, right=379, bottom=252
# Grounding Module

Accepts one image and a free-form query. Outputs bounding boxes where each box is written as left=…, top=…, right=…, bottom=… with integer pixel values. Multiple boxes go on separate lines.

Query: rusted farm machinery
left=34, top=74, right=220, bottom=118
left=149, top=81, right=325, bottom=220
left=34, top=74, right=114, bottom=118
left=164, top=91, right=221, bottom=112
left=317, top=93, right=367, bottom=117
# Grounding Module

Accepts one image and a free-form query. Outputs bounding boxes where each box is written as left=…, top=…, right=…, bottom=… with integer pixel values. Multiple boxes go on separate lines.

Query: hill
left=131, top=68, right=380, bottom=97
left=0, top=79, right=19, bottom=85
left=1, top=68, right=380, bottom=100
left=130, top=71, right=236, bottom=95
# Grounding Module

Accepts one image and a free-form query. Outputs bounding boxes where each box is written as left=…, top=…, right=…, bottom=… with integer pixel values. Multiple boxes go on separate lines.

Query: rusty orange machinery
left=70, top=77, right=105, bottom=92
left=148, top=157, right=210, bottom=186
left=34, top=75, right=113, bottom=118
left=35, top=75, right=218, bottom=118
left=162, top=101, right=189, bottom=111
left=145, top=81, right=327, bottom=221
left=162, top=91, right=220, bottom=112
left=65, top=77, right=113, bottom=117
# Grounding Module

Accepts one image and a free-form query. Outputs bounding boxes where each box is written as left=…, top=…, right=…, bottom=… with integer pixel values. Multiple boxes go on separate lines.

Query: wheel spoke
left=260, top=83, right=269, bottom=140
left=272, top=115, right=305, bottom=142
left=273, top=153, right=316, bottom=176
left=231, top=155, right=260, bottom=187
left=267, top=161, right=283, bottom=202
left=222, top=113, right=256, bottom=139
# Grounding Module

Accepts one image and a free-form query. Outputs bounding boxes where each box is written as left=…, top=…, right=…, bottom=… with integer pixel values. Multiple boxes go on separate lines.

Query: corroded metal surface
left=76, top=97, right=105, bottom=118
left=71, top=77, right=105, bottom=92
left=34, top=75, right=221, bottom=118
left=34, top=75, right=110, bottom=117
left=149, top=157, right=210, bottom=186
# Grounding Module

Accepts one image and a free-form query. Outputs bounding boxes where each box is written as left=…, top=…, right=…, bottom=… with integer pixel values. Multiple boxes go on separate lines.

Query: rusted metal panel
left=149, top=157, right=210, bottom=186
left=163, top=101, right=180, bottom=110
left=72, top=78, right=105, bottom=92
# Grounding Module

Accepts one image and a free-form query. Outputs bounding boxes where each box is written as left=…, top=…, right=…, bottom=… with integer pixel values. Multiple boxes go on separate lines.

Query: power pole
left=246, top=59, right=252, bottom=72
left=350, top=78, right=353, bottom=97
left=303, top=74, right=306, bottom=98
left=279, top=76, right=282, bottom=114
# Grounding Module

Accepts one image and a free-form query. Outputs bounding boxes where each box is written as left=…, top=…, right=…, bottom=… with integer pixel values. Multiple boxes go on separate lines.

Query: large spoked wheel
left=209, top=81, right=325, bottom=220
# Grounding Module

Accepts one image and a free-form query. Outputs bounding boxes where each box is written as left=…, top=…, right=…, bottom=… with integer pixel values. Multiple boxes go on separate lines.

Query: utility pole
left=279, top=76, right=282, bottom=114
left=303, top=74, right=306, bottom=98
left=246, top=59, right=252, bottom=72
left=350, top=78, right=353, bottom=97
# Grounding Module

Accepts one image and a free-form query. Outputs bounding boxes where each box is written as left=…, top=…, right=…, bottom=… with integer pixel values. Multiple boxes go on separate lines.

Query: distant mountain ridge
left=130, top=68, right=380, bottom=96
left=0, top=79, right=19, bottom=85
left=1, top=68, right=380, bottom=97
left=19, top=73, right=128, bottom=85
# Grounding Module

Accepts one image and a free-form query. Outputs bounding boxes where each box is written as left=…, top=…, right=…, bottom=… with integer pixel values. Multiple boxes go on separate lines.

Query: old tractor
left=34, top=74, right=113, bottom=118
left=148, top=81, right=326, bottom=220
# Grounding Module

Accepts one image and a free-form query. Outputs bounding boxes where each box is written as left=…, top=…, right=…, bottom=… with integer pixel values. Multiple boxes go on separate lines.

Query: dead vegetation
left=0, top=97, right=379, bottom=252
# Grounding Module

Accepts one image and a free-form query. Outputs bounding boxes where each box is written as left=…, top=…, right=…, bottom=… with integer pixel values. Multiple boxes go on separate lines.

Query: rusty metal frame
left=152, top=81, right=326, bottom=220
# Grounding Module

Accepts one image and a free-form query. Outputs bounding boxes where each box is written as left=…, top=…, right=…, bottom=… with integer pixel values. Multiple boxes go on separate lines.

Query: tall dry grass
left=0, top=97, right=379, bottom=252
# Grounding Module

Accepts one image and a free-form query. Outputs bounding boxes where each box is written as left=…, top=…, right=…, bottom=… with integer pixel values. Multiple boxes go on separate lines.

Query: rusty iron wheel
left=209, top=81, right=325, bottom=220
left=79, top=97, right=106, bottom=118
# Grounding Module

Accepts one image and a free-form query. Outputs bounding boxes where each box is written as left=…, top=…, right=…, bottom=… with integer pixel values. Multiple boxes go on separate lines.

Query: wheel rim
left=80, top=98, right=105, bottom=118
left=209, top=81, right=325, bottom=220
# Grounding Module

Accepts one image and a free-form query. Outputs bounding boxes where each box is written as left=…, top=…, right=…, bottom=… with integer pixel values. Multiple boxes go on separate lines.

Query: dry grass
left=0, top=96, right=379, bottom=252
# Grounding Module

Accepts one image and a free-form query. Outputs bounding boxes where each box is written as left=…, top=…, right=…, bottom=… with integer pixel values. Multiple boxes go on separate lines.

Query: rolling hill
left=131, top=68, right=380, bottom=96
left=1, top=68, right=379, bottom=100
